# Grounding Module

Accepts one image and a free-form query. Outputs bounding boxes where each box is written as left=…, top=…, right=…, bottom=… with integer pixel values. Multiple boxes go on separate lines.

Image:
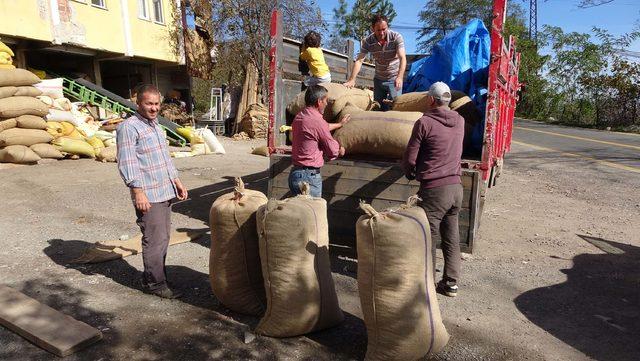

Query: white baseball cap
left=427, top=82, right=452, bottom=102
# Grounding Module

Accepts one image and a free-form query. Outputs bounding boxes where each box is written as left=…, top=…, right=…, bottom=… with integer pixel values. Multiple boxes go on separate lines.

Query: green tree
left=332, top=0, right=397, bottom=41
left=416, top=0, right=493, bottom=52
left=170, top=0, right=324, bottom=103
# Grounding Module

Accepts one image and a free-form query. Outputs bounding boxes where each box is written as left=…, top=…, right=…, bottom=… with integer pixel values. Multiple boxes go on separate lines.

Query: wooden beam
left=0, top=285, right=102, bottom=357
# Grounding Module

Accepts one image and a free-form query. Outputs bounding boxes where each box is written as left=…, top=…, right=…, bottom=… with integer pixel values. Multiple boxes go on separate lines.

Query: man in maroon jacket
left=402, top=82, right=465, bottom=297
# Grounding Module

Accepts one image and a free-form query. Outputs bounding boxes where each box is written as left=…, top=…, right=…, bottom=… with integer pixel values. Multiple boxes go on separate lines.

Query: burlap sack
left=16, top=115, right=47, bottom=129
left=287, top=82, right=348, bottom=122
left=0, top=96, right=49, bottom=118
left=209, top=178, right=268, bottom=315
left=53, top=137, right=95, bottom=158
left=357, top=199, right=449, bottom=360
left=96, top=145, right=117, bottom=162
left=0, top=86, right=17, bottom=99
left=0, top=118, right=17, bottom=132
left=0, top=69, right=41, bottom=87
left=287, top=83, right=374, bottom=121
left=392, top=91, right=429, bottom=113
left=0, top=145, right=41, bottom=163
left=14, top=86, right=43, bottom=97
left=255, top=184, right=343, bottom=337
left=0, top=128, right=53, bottom=147
left=30, top=143, right=64, bottom=159
left=333, top=106, right=422, bottom=159
left=331, top=87, right=375, bottom=120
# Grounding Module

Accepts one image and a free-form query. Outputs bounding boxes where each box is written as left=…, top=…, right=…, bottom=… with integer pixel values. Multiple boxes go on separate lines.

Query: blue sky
left=318, top=0, right=640, bottom=53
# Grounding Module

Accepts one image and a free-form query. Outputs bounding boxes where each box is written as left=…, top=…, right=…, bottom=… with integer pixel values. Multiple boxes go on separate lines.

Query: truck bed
left=268, top=154, right=483, bottom=253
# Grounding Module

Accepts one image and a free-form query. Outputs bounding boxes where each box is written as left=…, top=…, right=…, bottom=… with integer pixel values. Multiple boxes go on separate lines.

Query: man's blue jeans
left=374, top=77, right=402, bottom=111
left=288, top=167, right=322, bottom=197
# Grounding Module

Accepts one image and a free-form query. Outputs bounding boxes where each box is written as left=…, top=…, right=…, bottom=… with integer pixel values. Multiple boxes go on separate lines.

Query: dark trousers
left=135, top=201, right=172, bottom=290
left=373, top=77, right=402, bottom=111
left=419, top=183, right=463, bottom=283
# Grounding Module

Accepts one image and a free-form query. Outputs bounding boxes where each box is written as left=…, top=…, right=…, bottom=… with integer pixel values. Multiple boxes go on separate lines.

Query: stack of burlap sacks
left=239, top=104, right=269, bottom=139
left=208, top=177, right=449, bottom=359
left=286, top=83, right=481, bottom=159
left=0, top=68, right=58, bottom=164
left=209, top=179, right=343, bottom=336
left=38, top=81, right=117, bottom=163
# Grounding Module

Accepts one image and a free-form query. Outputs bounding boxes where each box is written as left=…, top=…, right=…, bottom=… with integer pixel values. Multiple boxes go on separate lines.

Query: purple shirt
left=291, top=106, right=340, bottom=168
left=402, top=107, right=464, bottom=189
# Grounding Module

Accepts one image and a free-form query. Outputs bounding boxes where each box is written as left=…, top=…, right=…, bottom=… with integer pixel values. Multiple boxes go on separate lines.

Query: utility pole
left=529, top=0, right=538, bottom=41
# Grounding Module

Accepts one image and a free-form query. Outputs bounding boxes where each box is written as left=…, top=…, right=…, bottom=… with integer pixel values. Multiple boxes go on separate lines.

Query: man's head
left=304, top=85, right=329, bottom=114
left=425, top=81, right=452, bottom=109
left=371, top=14, right=389, bottom=42
left=136, top=84, right=161, bottom=120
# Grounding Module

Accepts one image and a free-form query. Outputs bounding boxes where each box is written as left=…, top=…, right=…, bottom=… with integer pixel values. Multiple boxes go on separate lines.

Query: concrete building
left=0, top=0, right=189, bottom=100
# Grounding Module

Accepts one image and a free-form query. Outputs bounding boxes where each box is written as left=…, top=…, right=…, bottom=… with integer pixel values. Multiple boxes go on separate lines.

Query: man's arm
left=317, top=121, right=341, bottom=161
left=116, top=123, right=150, bottom=212
left=344, top=52, right=368, bottom=88
left=395, top=46, right=407, bottom=90
left=402, top=118, right=425, bottom=180
left=327, top=113, right=351, bottom=132
left=395, top=33, right=407, bottom=90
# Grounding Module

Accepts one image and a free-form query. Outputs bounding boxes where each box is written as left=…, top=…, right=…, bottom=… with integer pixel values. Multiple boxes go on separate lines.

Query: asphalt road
left=511, top=119, right=640, bottom=173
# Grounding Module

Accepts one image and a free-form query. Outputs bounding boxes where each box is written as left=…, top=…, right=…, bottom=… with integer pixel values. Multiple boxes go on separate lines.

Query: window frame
left=90, top=0, right=107, bottom=10
left=138, top=0, right=150, bottom=21
left=151, top=0, right=165, bottom=25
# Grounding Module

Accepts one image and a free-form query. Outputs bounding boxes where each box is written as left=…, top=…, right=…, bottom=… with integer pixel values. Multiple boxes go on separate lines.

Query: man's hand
left=174, top=179, right=188, bottom=201
left=395, top=77, right=403, bottom=91
left=339, top=146, right=346, bottom=157
left=132, top=188, right=151, bottom=213
left=339, top=114, right=351, bottom=127
left=343, top=79, right=355, bottom=88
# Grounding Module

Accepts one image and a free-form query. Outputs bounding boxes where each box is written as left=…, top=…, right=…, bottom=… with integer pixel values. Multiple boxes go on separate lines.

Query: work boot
left=145, top=285, right=183, bottom=299
left=436, top=279, right=458, bottom=297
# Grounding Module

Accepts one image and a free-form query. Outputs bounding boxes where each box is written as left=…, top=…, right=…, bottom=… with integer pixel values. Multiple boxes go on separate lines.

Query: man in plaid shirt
left=117, top=84, right=188, bottom=299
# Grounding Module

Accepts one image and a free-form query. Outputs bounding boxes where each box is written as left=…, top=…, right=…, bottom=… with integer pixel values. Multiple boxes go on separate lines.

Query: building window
left=138, top=0, right=149, bottom=20
left=91, top=0, right=106, bottom=9
left=152, top=0, right=164, bottom=24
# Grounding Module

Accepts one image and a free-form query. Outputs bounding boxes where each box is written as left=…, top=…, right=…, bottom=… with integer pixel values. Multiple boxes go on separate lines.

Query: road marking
left=512, top=140, right=640, bottom=174
left=515, top=126, right=640, bottom=151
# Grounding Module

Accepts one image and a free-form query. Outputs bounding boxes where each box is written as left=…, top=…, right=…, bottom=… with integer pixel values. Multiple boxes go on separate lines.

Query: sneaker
left=144, top=285, right=183, bottom=299
left=436, top=280, right=458, bottom=297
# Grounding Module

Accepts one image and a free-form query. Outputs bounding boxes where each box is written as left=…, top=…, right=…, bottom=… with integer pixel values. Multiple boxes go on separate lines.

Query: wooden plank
left=0, top=285, right=102, bottom=357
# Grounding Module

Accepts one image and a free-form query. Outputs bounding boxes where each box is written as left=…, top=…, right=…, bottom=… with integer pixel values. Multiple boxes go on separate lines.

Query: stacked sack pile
left=209, top=179, right=343, bottom=337
left=286, top=82, right=375, bottom=122
left=239, top=104, right=268, bottom=139
left=36, top=77, right=118, bottom=163
left=0, top=68, right=57, bottom=164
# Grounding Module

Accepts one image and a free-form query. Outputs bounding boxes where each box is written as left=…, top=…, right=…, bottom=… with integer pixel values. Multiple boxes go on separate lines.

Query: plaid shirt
left=116, top=113, right=178, bottom=203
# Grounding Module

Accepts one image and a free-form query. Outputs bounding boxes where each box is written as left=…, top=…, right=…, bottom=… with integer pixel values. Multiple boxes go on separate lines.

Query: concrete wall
left=0, top=0, right=180, bottom=63
left=0, top=0, right=53, bottom=42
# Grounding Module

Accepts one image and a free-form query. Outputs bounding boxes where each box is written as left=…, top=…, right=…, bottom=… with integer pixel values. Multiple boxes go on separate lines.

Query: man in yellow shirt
left=300, top=31, right=331, bottom=87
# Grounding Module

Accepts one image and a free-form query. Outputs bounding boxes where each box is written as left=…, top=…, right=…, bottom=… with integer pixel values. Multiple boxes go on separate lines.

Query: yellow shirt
left=300, top=47, right=330, bottom=78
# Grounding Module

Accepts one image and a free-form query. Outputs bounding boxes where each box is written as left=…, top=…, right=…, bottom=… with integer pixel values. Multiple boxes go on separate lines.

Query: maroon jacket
left=402, top=106, right=464, bottom=189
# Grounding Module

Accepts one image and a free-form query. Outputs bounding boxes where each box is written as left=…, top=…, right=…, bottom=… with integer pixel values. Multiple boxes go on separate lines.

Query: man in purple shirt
left=289, top=85, right=349, bottom=197
left=117, top=84, right=188, bottom=299
left=402, top=82, right=465, bottom=298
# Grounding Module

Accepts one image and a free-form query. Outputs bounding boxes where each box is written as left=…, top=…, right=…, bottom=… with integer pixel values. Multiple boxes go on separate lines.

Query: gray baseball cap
left=427, top=81, right=452, bottom=102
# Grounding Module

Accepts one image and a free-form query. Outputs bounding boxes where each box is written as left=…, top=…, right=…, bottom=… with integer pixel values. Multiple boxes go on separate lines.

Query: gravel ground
left=0, top=135, right=638, bottom=360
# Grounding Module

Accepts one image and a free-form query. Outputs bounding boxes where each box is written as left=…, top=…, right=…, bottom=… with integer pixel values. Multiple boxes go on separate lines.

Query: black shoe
left=144, top=286, right=183, bottom=299
left=436, top=280, right=458, bottom=297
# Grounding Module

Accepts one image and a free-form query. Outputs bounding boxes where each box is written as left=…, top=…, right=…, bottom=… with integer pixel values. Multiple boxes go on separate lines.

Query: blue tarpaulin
left=404, top=19, right=491, bottom=154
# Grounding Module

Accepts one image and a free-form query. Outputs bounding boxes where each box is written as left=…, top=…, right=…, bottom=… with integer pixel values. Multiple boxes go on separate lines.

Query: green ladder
left=56, top=76, right=187, bottom=146
left=62, top=77, right=133, bottom=115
